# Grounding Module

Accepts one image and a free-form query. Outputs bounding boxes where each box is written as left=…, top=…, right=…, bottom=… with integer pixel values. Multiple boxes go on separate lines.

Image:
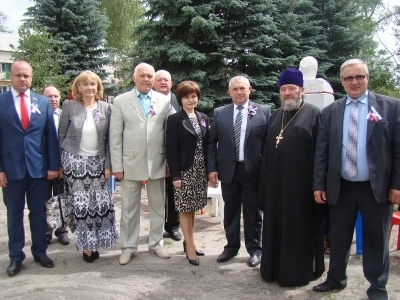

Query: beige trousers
left=120, top=178, right=165, bottom=253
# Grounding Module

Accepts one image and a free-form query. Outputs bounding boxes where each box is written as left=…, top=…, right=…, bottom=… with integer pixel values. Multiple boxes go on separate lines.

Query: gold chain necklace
left=275, top=104, right=305, bottom=148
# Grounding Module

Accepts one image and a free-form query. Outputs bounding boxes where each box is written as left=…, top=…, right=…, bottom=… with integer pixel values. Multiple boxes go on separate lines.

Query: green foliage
left=310, top=0, right=381, bottom=98
left=23, top=0, right=112, bottom=82
left=11, top=27, right=69, bottom=95
left=100, top=0, right=145, bottom=54
left=0, top=11, right=11, bottom=33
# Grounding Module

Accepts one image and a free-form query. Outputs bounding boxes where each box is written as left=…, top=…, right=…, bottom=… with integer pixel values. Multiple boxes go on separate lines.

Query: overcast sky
left=1, top=0, right=398, bottom=52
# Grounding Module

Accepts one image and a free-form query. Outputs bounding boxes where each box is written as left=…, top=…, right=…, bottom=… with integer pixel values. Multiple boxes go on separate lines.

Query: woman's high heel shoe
left=92, top=251, right=100, bottom=260
left=83, top=252, right=95, bottom=263
left=183, top=240, right=205, bottom=256
left=186, top=254, right=200, bottom=266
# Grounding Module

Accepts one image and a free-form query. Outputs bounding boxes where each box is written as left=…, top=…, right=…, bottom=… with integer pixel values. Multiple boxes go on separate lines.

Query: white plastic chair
left=207, top=181, right=224, bottom=229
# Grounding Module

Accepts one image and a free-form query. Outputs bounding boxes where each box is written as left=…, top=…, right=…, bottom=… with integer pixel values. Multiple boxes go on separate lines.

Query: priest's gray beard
left=281, top=97, right=302, bottom=111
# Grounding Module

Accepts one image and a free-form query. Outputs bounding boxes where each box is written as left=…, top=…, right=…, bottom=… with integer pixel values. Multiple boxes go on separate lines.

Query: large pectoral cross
left=276, top=130, right=283, bottom=148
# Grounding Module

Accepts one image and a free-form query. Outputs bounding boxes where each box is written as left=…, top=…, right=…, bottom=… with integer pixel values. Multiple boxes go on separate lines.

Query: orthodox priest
left=257, top=68, right=325, bottom=287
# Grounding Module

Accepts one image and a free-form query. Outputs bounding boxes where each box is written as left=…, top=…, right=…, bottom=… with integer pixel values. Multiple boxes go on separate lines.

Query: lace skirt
left=61, top=150, right=118, bottom=251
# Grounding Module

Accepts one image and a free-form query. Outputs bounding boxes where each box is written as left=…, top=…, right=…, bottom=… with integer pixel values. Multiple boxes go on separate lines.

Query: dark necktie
left=20, top=92, right=29, bottom=130
left=234, top=106, right=244, bottom=160
left=344, top=99, right=358, bottom=179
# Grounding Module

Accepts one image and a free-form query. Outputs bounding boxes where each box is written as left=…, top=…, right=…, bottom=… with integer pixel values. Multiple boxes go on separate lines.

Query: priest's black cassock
left=257, top=102, right=325, bottom=287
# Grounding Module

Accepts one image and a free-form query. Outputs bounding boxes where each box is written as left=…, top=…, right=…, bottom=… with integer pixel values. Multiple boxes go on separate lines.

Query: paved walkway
left=0, top=186, right=400, bottom=299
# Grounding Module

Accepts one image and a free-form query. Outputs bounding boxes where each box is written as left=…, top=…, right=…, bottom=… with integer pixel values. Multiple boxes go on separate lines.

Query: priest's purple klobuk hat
left=278, top=68, right=304, bottom=88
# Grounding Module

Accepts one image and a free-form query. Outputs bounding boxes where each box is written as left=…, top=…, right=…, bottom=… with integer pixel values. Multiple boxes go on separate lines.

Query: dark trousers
left=164, top=177, right=180, bottom=233
left=2, top=172, right=48, bottom=261
left=47, top=177, right=67, bottom=234
left=327, top=179, right=392, bottom=300
left=221, top=163, right=262, bottom=256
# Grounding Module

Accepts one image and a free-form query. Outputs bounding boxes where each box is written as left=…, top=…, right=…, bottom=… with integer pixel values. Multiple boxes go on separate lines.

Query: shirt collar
left=135, top=87, right=152, bottom=99
left=234, top=100, right=249, bottom=110
left=54, top=108, right=60, bottom=115
left=346, top=90, right=368, bottom=105
left=11, top=87, right=31, bottom=100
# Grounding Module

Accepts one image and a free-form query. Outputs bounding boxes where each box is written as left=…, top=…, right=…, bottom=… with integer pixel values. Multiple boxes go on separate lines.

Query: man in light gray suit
left=110, top=63, right=171, bottom=265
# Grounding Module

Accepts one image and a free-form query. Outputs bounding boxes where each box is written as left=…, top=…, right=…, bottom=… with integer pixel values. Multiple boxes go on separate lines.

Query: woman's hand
left=105, top=168, right=112, bottom=180
left=173, top=180, right=182, bottom=188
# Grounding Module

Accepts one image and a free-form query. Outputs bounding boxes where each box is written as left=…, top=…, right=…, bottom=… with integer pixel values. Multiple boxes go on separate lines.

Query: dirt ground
left=1, top=184, right=400, bottom=300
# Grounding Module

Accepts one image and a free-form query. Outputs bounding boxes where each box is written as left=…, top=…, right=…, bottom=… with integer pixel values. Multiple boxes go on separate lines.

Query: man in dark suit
left=154, top=69, right=182, bottom=241
left=313, top=59, right=400, bottom=300
left=207, top=75, right=271, bottom=267
left=42, top=85, right=69, bottom=245
left=0, top=60, right=60, bottom=276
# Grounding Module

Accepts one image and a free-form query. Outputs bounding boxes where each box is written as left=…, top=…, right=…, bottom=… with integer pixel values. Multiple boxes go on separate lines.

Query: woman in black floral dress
left=166, top=81, right=209, bottom=266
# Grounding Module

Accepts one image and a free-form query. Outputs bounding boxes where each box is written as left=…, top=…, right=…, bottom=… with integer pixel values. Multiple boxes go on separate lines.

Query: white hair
left=133, top=63, right=155, bottom=77
left=155, top=69, right=172, bottom=80
left=228, top=76, right=250, bottom=89
left=340, top=59, right=369, bottom=77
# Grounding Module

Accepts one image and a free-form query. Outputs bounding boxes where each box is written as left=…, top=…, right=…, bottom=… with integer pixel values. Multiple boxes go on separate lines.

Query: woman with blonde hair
left=58, top=70, right=118, bottom=262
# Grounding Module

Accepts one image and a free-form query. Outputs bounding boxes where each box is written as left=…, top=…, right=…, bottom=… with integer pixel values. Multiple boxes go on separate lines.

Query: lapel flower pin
left=93, top=108, right=104, bottom=123
left=170, top=104, right=177, bottom=114
left=201, top=117, right=206, bottom=127
left=248, top=105, right=257, bottom=116
left=31, top=102, right=41, bottom=114
left=149, top=105, right=157, bottom=117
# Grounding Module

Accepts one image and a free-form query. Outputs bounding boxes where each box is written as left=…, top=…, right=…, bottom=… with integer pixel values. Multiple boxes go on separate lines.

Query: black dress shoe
left=217, top=250, right=237, bottom=263
left=313, top=281, right=345, bottom=292
left=247, top=254, right=261, bottom=267
left=166, top=231, right=182, bottom=241
left=33, top=255, right=54, bottom=268
left=183, top=241, right=205, bottom=256
left=56, top=232, right=70, bottom=246
left=7, top=261, right=22, bottom=276
left=186, top=255, right=200, bottom=266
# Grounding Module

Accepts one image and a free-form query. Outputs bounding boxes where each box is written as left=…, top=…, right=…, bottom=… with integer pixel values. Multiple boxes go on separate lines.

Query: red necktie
left=20, top=93, right=29, bottom=130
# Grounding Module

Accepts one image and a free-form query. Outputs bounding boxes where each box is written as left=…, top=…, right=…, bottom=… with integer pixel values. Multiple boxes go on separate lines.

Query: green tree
left=131, top=0, right=281, bottom=111
left=100, top=0, right=145, bottom=55
left=0, top=11, right=11, bottom=33
left=11, top=27, right=69, bottom=94
left=23, top=0, right=112, bottom=82
left=310, top=0, right=383, bottom=97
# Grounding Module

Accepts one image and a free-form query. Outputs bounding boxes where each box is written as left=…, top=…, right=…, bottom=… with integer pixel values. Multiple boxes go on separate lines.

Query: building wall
left=0, top=33, right=18, bottom=93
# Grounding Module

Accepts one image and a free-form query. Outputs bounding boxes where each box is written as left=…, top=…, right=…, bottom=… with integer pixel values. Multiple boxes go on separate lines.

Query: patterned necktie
left=20, top=92, right=29, bottom=130
left=344, top=99, right=358, bottom=179
left=234, top=106, right=244, bottom=160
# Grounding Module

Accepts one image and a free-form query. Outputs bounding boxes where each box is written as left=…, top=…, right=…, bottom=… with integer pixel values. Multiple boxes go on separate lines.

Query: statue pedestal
left=303, top=78, right=334, bottom=109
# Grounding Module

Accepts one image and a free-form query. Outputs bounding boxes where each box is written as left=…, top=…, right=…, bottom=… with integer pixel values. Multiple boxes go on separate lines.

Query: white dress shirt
left=11, top=87, right=31, bottom=120
left=233, top=100, right=249, bottom=161
left=53, top=108, right=61, bottom=135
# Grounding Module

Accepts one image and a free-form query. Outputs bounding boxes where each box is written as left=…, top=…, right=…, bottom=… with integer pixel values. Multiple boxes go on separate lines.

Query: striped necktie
left=234, top=105, right=244, bottom=160
left=344, top=99, right=358, bottom=179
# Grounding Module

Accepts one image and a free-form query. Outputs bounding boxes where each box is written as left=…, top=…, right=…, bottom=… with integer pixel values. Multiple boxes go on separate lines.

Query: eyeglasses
left=342, top=75, right=366, bottom=82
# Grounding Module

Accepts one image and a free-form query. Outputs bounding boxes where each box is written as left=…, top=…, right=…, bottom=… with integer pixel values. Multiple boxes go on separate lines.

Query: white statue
left=299, top=56, right=334, bottom=109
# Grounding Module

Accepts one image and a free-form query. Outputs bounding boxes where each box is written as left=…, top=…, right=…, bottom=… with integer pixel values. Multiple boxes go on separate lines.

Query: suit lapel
left=226, top=104, right=235, bottom=148
left=149, top=93, right=158, bottom=119
left=5, top=91, right=22, bottom=129
left=28, top=94, right=41, bottom=131
left=195, top=111, right=207, bottom=138
left=367, top=91, right=378, bottom=143
left=129, top=92, right=146, bottom=120
left=245, top=102, right=253, bottom=143
left=182, top=110, right=196, bottom=137
left=335, top=98, right=346, bottom=150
